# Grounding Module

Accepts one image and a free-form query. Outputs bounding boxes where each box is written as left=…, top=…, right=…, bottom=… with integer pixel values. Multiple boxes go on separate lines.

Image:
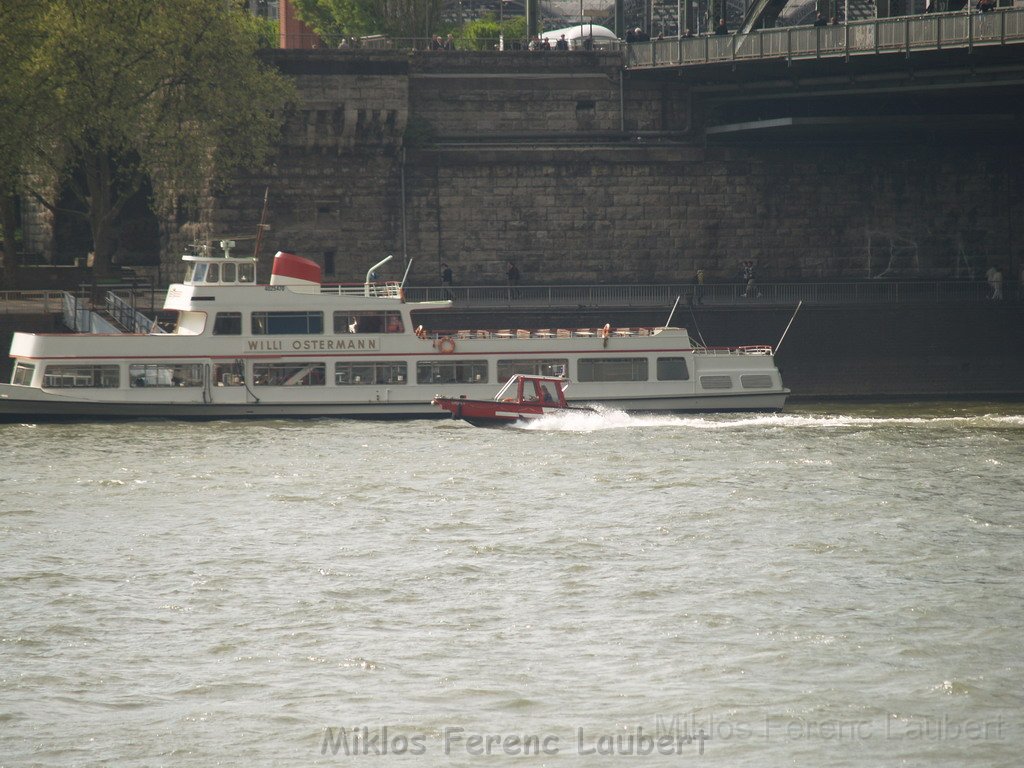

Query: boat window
left=191, top=263, right=208, bottom=283
left=335, top=362, right=407, bottom=385
left=578, top=357, right=648, bottom=382
left=251, top=311, right=323, bottom=335
left=700, top=375, right=733, bottom=389
left=538, top=381, right=559, bottom=403
left=333, top=311, right=404, bottom=334
left=42, top=364, right=120, bottom=389
left=238, top=263, right=254, bottom=283
left=214, top=362, right=245, bottom=386
left=657, top=357, right=689, bottom=381
left=416, top=360, right=488, bottom=385
left=741, top=374, right=773, bottom=389
left=11, top=362, right=35, bottom=386
left=222, top=262, right=237, bottom=283
left=182, top=263, right=195, bottom=283
left=213, top=312, right=242, bottom=335
left=129, top=363, right=204, bottom=388
left=497, top=359, right=568, bottom=380
left=252, top=362, right=326, bottom=386
left=173, top=311, right=206, bottom=335
left=206, top=263, right=220, bottom=283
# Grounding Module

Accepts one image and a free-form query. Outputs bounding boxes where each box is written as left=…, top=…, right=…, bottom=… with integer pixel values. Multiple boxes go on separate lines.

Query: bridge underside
left=646, top=44, right=1024, bottom=143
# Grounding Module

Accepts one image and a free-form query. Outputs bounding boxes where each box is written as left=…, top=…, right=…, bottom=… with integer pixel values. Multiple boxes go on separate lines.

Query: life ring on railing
left=437, top=336, right=456, bottom=354
left=600, top=323, right=611, bottom=339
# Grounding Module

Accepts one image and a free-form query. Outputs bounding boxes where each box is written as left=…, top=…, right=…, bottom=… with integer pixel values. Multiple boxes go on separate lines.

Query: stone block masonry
left=163, top=50, right=1023, bottom=291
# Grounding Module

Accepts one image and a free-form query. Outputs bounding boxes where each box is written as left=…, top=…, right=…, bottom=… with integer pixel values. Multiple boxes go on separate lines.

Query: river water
left=2, top=402, right=1022, bottom=767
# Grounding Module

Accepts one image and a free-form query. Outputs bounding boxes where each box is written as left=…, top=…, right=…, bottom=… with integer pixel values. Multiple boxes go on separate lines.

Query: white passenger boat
left=0, top=245, right=788, bottom=421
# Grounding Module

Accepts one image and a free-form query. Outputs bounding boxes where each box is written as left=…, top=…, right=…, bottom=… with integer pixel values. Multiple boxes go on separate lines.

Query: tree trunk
left=84, top=151, right=117, bottom=278
left=1, top=194, right=20, bottom=289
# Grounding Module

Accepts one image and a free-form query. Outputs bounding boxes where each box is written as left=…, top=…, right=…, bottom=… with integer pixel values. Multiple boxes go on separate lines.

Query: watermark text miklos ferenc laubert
left=320, top=713, right=1007, bottom=757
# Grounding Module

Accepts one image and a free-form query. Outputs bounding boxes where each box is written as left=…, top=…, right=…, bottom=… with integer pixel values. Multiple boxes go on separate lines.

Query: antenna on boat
left=400, top=258, right=414, bottom=288
left=687, top=304, right=708, bottom=348
left=252, top=187, right=270, bottom=260
left=775, top=300, right=803, bottom=355
left=365, top=254, right=394, bottom=296
left=662, top=295, right=681, bottom=329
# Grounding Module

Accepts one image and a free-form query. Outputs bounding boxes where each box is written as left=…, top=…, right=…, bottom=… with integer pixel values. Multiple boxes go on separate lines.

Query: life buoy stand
left=437, top=336, right=456, bottom=354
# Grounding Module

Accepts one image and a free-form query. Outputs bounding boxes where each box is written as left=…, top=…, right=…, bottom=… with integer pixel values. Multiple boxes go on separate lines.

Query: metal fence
left=0, top=280, right=1013, bottom=323
left=105, top=291, right=161, bottom=333
left=627, top=8, right=1024, bottom=68
left=0, top=291, right=66, bottom=315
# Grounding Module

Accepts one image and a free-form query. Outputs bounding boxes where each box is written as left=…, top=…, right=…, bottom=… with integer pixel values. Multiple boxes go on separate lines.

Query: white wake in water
left=513, top=407, right=1024, bottom=433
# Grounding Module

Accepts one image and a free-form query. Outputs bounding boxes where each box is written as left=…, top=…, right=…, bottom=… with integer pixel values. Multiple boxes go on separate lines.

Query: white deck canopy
left=540, top=24, right=619, bottom=49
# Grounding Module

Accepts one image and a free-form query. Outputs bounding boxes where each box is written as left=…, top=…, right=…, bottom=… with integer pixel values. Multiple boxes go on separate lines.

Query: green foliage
left=444, top=13, right=527, bottom=50
left=501, top=16, right=527, bottom=46
left=8, top=0, right=294, bottom=275
left=241, top=14, right=281, bottom=49
left=0, top=0, right=53, bottom=281
left=460, top=18, right=500, bottom=51
left=456, top=14, right=526, bottom=50
left=292, top=0, right=445, bottom=42
left=0, top=0, right=53, bottom=194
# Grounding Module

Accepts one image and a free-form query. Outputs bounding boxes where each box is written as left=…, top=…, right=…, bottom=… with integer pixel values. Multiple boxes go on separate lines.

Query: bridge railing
left=627, top=8, right=1024, bottom=68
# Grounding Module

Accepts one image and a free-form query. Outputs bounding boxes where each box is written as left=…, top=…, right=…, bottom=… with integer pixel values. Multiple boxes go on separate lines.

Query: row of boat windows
left=16, top=359, right=774, bottom=389
left=185, top=261, right=256, bottom=285
left=208, top=311, right=404, bottom=335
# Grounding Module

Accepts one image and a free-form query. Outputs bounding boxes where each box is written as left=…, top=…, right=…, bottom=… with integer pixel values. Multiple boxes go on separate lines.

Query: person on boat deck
left=541, top=386, right=555, bottom=403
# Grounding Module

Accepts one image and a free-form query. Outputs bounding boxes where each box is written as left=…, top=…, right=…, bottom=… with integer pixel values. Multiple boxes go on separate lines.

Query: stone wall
left=159, top=49, right=1024, bottom=289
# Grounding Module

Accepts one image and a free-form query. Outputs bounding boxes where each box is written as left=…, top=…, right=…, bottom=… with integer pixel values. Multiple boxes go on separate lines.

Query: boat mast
left=252, top=187, right=270, bottom=260
left=662, top=295, right=681, bottom=329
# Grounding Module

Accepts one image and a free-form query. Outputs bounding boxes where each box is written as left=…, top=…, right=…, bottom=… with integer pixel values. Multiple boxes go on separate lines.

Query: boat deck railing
left=320, top=282, right=404, bottom=298
left=428, top=326, right=658, bottom=340
left=404, top=279, right=1009, bottom=308
left=693, top=345, right=774, bottom=355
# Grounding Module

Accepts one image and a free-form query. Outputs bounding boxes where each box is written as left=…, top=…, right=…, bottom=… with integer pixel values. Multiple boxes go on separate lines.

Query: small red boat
left=432, top=374, right=594, bottom=426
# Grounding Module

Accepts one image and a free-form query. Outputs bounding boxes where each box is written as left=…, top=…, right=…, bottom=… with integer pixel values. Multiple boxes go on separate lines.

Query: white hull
left=0, top=386, right=786, bottom=421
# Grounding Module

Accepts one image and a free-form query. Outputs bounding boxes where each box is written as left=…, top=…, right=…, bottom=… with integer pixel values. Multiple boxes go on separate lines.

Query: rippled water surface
left=2, top=403, right=1023, bottom=766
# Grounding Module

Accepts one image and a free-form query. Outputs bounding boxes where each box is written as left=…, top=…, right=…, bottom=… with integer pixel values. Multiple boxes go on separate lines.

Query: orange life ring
left=437, top=336, right=456, bottom=354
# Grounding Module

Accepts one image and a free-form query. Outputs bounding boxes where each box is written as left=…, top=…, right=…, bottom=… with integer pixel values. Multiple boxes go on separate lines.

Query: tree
left=23, top=0, right=293, bottom=276
left=460, top=14, right=527, bottom=50
left=0, top=0, right=53, bottom=286
left=292, top=0, right=446, bottom=44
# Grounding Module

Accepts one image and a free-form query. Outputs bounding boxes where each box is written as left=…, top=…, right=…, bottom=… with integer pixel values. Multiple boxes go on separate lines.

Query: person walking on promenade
left=506, top=261, right=521, bottom=299
left=992, top=266, right=1004, bottom=300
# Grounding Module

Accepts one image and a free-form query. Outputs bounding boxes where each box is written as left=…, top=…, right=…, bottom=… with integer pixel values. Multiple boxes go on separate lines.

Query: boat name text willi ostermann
left=246, top=339, right=379, bottom=352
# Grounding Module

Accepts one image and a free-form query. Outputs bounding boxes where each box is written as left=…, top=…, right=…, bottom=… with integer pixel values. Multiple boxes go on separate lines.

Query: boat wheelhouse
left=0, top=244, right=789, bottom=420
left=433, top=374, right=595, bottom=426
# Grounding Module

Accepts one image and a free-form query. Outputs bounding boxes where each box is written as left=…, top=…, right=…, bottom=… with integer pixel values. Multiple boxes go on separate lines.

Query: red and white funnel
left=270, top=251, right=322, bottom=287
